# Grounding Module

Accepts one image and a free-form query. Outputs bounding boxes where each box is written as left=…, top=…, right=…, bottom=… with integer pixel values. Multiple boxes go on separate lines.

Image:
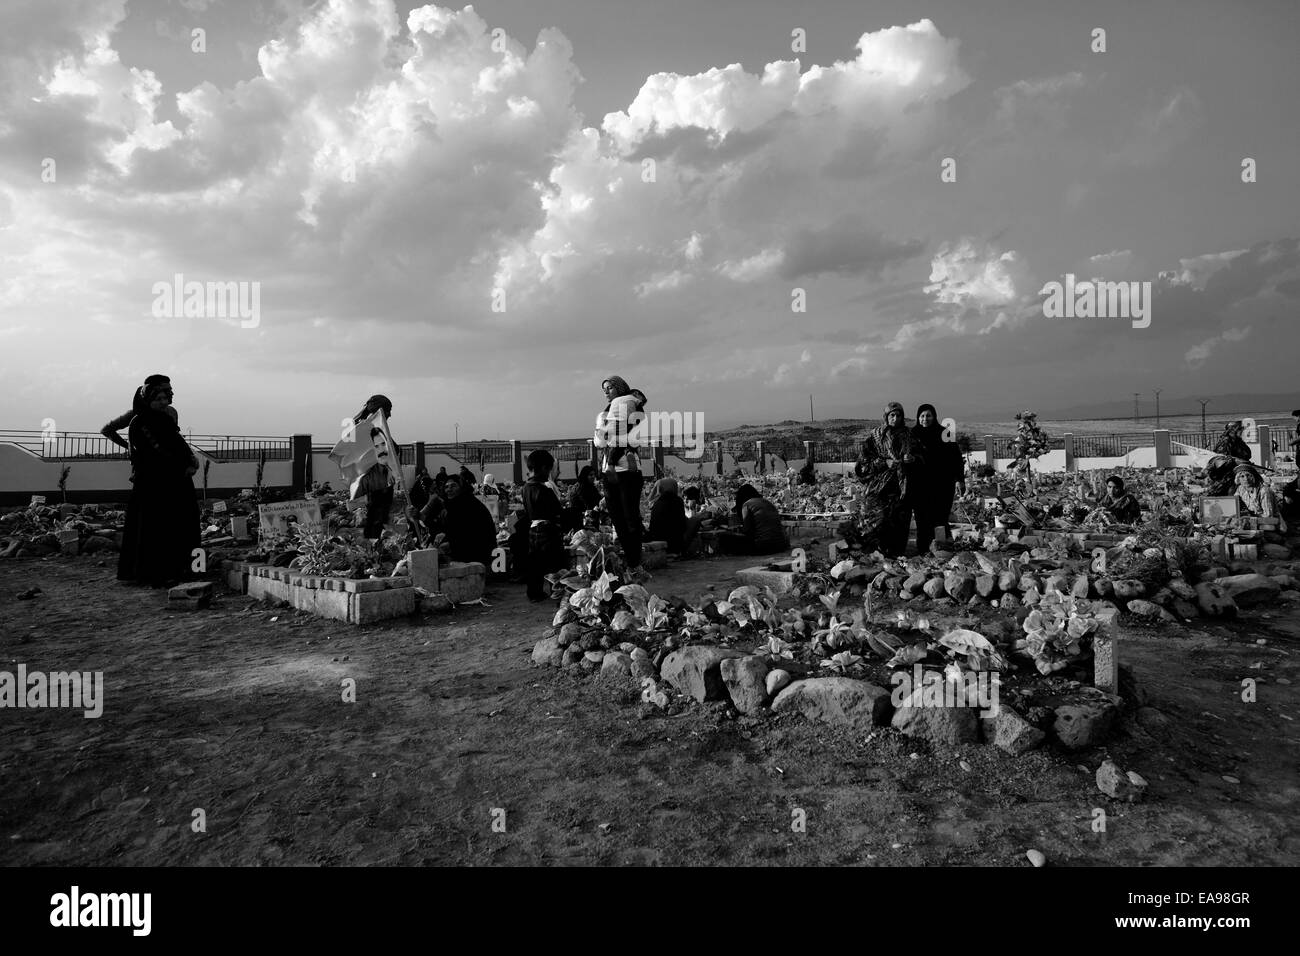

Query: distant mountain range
left=968, top=392, right=1300, bottom=422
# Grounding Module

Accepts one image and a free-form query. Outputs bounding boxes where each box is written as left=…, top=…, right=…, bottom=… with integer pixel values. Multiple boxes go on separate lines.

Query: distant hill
left=971, top=392, right=1300, bottom=422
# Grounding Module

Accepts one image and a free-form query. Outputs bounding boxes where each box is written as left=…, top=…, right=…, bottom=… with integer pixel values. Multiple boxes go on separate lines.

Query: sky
left=1, top=0, right=1297, bottom=444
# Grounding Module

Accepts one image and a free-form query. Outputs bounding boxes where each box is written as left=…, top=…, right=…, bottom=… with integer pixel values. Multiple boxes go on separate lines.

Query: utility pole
left=454, top=422, right=459, bottom=446
left=1153, top=388, right=1163, bottom=428
left=809, top=394, right=814, bottom=422
left=1198, top=400, right=1209, bottom=441
left=1133, top=393, right=1140, bottom=423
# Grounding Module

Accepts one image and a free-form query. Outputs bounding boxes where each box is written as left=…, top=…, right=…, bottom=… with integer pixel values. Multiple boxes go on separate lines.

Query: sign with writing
left=212, top=500, right=228, bottom=513
left=29, top=495, right=46, bottom=506
left=1199, top=497, right=1239, bottom=524
left=257, top=499, right=324, bottom=542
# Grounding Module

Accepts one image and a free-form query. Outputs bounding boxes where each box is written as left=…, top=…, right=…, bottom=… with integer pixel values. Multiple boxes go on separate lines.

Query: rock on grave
left=1071, top=575, right=1091, bottom=599
left=980, top=706, right=1046, bottom=755
left=1044, top=572, right=1071, bottom=594
left=630, top=648, right=657, bottom=681
left=766, top=668, right=792, bottom=697
left=771, top=677, right=892, bottom=731
left=922, top=577, right=946, bottom=600
left=903, top=571, right=928, bottom=595
left=1126, top=599, right=1162, bottom=618
left=1051, top=694, right=1120, bottom=750
left=168, top=581, right=212, bottom=611
left=660, top=645, right=745, bottom=703
left=1168, top=579, right=1197, bottom=601
left=1216, top=573, right=1280, bottom=608
left=998, top=569, right=1020, bottom=593
left=975, top=574, right=997, bottom=599
left=944, top=572, right=976, bottom=603
left=1000, top=593, right=1021, bottom=611
left=598, top=651, right=634, bottom=682
left=1112, top=579, right=1146, bottom=601
left=720, top=655, right=769, bottom=714
left=532, top=637, right=563, bottom=667
left=891, top=688, right=979, bottom=747
left=1194, top=582, right=1237, bottom=618
left=57, top=529, right=80, bottom=556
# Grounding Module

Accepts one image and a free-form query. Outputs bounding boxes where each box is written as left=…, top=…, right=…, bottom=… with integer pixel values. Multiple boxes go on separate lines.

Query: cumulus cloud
left=1185, top=326, right=1251, bottom=367
left=925, top=239, right=1028, bottom=312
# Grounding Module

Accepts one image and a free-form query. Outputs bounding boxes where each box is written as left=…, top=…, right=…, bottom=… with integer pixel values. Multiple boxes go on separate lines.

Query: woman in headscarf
left=854, top=401, right=921, bottom=556
left=1097, top=475, right=1142, bottom=524
left=1234, top=464, right=1285, bottom=529
left=647, top=477, right=689, bottom=554
left=116, top=382, right=200, bottom=587
left=1213, top=421, right=1252, bottom=462
left=909, top=403, right=965, bottom=553
left=716, top=483, right=789, bottom=555
left=595, top=375, right=646, bottom=573
left=438, top=474, right=497, bottom=569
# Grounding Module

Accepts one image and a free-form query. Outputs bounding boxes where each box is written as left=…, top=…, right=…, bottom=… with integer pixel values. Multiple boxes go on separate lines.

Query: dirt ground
left=1, top=542, right=1297, bottom=867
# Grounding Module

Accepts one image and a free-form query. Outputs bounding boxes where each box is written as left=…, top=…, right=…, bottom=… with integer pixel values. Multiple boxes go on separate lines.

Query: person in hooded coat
left=439, top=474, right=497, bottom=569
left=909, top=403, right=965, bottom=553
left=647, top=477, right=689, bottom=554
left=854, top=401, right=921, bottom=557
left=116, top=382, right=200, bottom=587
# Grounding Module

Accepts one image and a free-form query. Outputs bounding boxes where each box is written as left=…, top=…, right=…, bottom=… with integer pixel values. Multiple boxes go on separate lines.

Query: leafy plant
left=58, top=466, right=71, bottom=504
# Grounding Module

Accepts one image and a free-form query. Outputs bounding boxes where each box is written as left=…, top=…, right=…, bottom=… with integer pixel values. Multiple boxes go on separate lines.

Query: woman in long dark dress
left=910, top=403, right=965, bottom=553
left=854, top=401, right=921, bottom=557
left=116, top=383, right=200, bottom=587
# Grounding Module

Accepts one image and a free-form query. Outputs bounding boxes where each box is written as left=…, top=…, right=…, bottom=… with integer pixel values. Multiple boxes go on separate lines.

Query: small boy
left=522, top=449, right=566, bottom=601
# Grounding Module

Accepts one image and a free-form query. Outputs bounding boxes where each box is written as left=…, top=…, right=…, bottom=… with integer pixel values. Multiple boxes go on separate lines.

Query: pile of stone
left=531, top=627, right=1140, bottom=757
left=0, top=503, right=125, bottom=558
left=836, top=545, right=1299, bottom=622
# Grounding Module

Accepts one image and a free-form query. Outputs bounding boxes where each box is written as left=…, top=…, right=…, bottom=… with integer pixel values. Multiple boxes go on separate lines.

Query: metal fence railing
left=0, top=430, right=291, bottom=462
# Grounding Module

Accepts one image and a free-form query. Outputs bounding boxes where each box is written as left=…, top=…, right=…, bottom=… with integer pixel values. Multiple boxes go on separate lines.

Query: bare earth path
left=1, top=548, right=1297, bottom=866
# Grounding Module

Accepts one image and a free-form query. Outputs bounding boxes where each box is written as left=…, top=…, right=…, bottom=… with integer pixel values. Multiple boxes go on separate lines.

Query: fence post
left=415, top=441, right=426, bottom=473
left=588, top=440, right=598, bottom=473
left=983, top=435, right=995, bottom=468
left=755, top=440, right=765, bottom=475
left=803, top=440, right=815, bottom=468
left=1063, top=432, right=1075, bottom=473
left=510, top=439, right=523, bottom=484
left=713, top=440, right=723, bottom=476
left=653, top=443, right=666, bottom=478
left=1153, top=429, right=1171, bottom=469
left=291, top=434, right=311, bottom=493
left=1258, top=425, right=1273, bottom=468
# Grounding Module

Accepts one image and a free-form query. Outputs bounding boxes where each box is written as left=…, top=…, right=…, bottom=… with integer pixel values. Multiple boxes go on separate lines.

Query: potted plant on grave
left=58, top=465, right=71, bottom=504
left=1009, top=411, right=1050, bottom=494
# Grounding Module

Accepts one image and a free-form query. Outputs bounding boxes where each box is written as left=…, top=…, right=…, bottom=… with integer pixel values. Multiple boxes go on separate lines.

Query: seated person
left=438, top=474, right=497, bottom=568
left=798, top=461, right=818, bottom=485
left=1235, top=465, right=1286, bottom=530
left=1097, top=475, right=1141, bottom=524
left=647, top=478, right=688, bottom=554
left=565, top=465, right=603, bottom=531
left=716, top=483, right=789, bottom=555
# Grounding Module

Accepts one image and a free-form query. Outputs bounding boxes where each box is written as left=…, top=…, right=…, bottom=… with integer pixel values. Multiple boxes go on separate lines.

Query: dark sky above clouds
left=1, top=0, right=1296, bottom=441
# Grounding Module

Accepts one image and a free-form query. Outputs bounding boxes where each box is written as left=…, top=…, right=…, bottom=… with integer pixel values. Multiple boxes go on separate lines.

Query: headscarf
left=1234, top=463, right=1258, bottom=479
left=883, top=401, right=905, bottom=423
left=657, top=477, right=678, bottom=496
left=734, top=483, right=759, bottom=511
left=603, top=375, right=631, bottom=397
left=482, top=473, right=494, bottom=486
left=1106, top=474, right=1125, bottom=491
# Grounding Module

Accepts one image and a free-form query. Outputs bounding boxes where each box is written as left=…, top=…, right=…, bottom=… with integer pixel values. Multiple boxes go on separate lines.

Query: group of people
left=101, top=374, right=1300, bottom=595
left=850, top=401, right=966, bottom=557
left=103, top=374, right=201, bottom=588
